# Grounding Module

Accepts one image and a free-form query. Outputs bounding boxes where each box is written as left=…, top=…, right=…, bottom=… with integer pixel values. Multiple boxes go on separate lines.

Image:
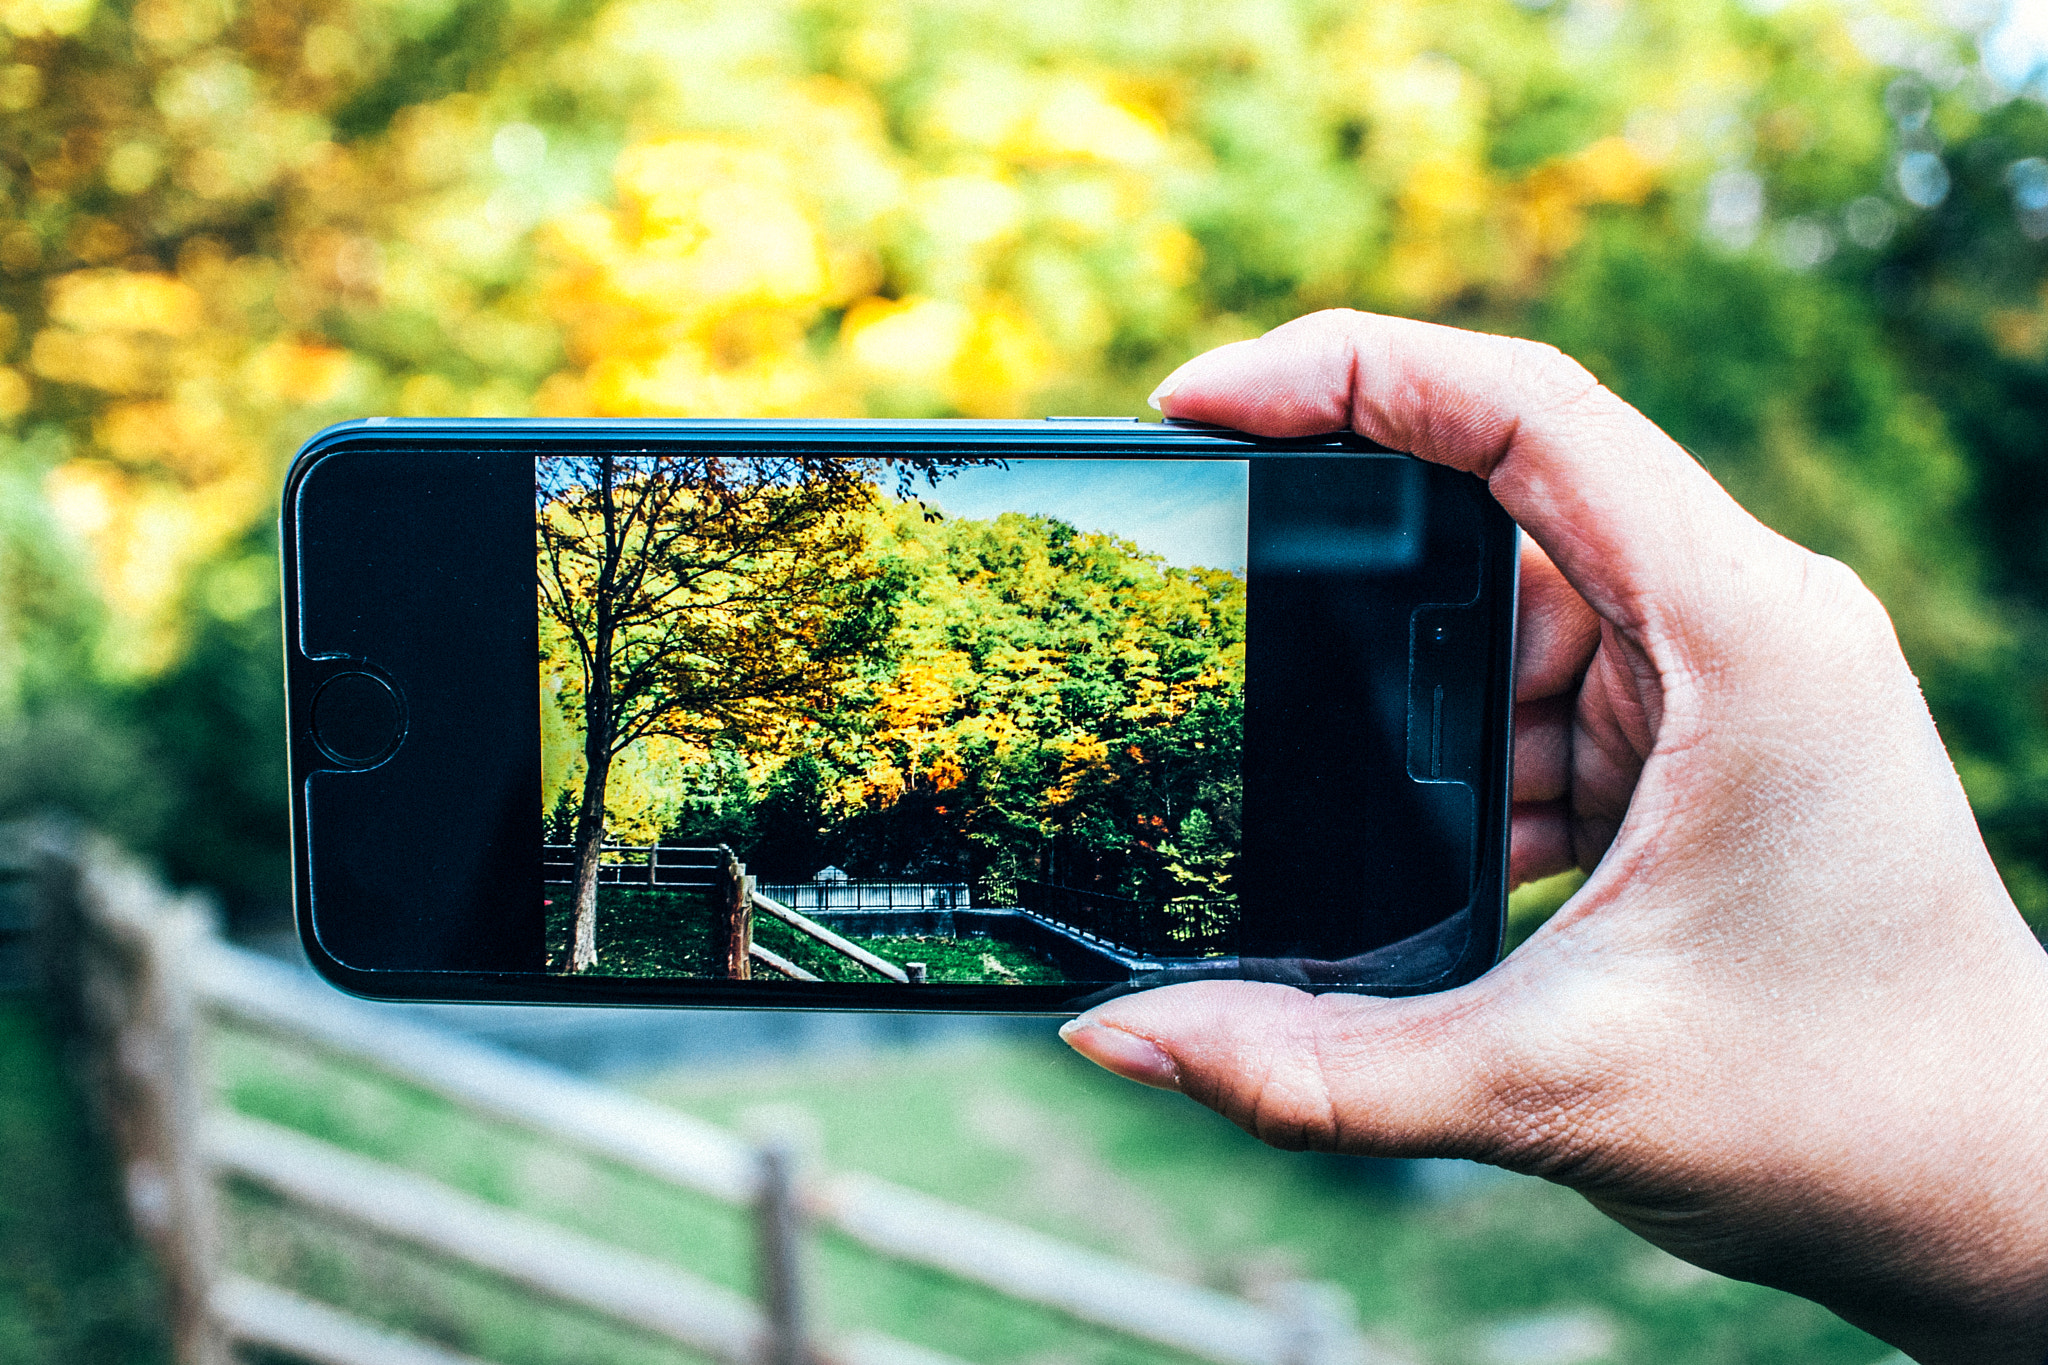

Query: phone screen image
left=537, top=454, right=1252, bottom=987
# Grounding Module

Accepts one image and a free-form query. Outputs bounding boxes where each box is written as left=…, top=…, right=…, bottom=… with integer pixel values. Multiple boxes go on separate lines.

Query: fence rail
left=21, top=824, right=1393, bottom=1365
left=540, top=841, right=732, bottom=888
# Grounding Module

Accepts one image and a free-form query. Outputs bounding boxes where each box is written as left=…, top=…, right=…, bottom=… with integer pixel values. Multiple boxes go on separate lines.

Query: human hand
left=1059, top=310, right=2048, bottom=1363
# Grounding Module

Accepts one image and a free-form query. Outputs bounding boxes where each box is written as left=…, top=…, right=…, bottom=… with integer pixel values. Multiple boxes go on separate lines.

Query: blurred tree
left=0, top=0, right=2037, bottom=931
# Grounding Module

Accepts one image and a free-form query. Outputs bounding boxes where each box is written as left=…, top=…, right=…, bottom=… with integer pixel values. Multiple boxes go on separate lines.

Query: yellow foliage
left=0, top=0, right=1969, bottom=706
left=244, top=341, right=357, bottom=406
left=1517, top=137, right=1659, bottom=259
left=30, top=329, right=159, bottom=394
left=1989, top=308, right=2048, bottom=361
left=1141, top=225, right=1199, bottom=288
left=1004, top=80, right=1167, bottom=167
left=95, top=399, right=233, bottom=479
left=1043, top=734, right=1113, bottom=808
left=540, top=137, right=841, bottom=418
left=0, top=0, right=92, bottom=35
left=842, top=296, right=971, bottom=385
left=44, top=456, right=266, bottom=671
left=948, top=298, right=1054, bottom=418
left=0, top=366, right=27, bottom=419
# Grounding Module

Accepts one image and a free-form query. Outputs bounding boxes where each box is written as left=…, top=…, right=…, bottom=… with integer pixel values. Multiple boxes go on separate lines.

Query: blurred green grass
left=0, top=998, right=168, bottom=1365
left=206, top=1016, right=1893, bottom=1365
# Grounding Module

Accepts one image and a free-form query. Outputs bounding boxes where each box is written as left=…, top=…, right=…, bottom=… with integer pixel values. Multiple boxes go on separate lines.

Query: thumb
left=1060, top=980, right=1516, bottom=1159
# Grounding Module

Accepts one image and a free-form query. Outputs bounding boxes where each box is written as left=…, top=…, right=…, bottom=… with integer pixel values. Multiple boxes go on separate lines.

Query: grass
left=753, top=917, right=1068, bottom=985
left=545, top=886, right=721, bottom=976
left=545, top=885, right=1068, bottom=985
left=0, top=997, right=169, bottom=1365
left=209, top=1015, right=1896, bottom=1365
left=646, top=1040, right=1899, bottom=1365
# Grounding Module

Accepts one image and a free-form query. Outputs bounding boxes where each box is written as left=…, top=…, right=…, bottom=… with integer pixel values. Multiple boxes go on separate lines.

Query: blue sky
left=921, top=459, right=1249, bottom=572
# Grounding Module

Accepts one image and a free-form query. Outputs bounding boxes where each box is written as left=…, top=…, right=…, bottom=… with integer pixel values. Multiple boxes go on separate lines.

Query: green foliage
left=0, top=999, right=169, bottom=1365
left=0, top=0, right=2039, bottom=936
left=1527, top=129, right=2048, bottom=927
left=588, top=498, right=1247, bottom=931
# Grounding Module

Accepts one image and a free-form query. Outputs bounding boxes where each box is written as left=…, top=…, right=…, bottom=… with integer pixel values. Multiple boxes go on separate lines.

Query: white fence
left=757, top=883, right=973, bottom=915
left=20, top=825, right=1402, bottom=1365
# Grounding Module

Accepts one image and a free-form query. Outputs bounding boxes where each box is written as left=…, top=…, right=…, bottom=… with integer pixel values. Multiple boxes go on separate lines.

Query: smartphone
left=282, top=418, right=1517, bottom=1011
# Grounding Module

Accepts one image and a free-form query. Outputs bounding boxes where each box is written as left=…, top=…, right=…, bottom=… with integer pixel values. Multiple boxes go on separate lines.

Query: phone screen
left=537, top=455, right=1253, bottom=987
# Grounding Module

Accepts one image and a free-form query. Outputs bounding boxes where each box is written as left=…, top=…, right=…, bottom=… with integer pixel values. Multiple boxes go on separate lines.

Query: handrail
left=198, top=944, right=760, bottom=1203
left=749, top=940, right=820, bottom=981
left=213, top=1277, right=496, bottom=1365
left=752, top=890, right=911, bottom=983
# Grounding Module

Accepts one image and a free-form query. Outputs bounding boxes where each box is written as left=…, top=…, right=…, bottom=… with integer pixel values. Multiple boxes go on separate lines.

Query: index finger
left=1153, top=311, right=1794, bottom=643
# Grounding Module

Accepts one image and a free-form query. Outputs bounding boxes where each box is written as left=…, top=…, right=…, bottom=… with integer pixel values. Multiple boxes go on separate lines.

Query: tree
left=536, top=453, right=894, bottom=971
left=2, top=0, right=2042, bottom=945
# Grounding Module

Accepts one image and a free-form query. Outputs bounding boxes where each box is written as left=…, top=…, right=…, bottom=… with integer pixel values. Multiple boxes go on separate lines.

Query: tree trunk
left=569, top=754, right=609, bottom=973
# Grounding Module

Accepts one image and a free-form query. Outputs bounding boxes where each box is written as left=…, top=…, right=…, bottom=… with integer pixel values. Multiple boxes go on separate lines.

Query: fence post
left=754, top=1135, right=810, bottom=1365
left=725, top=850, right=753, bottom=980
left=31, top=826, right=232, bottom=1365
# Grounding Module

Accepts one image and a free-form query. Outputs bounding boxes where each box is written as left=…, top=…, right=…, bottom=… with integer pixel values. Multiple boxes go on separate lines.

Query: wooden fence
left=541, top=841, right=748, bottom=890
left=19, top=824, right=1399, bottom=1365
left=542, top=843, right=922, bottom=984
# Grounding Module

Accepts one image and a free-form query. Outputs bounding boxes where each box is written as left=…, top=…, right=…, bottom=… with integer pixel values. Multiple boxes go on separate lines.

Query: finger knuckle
left=1210, top=1057, right=1340, bottom=1153
left=1502, top=336, right=1603, bottom=413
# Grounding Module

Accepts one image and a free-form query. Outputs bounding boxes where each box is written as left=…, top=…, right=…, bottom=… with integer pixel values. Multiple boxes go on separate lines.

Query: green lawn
left=545, top=885, right=1068, bottom=985
left=545, top=886, right=722, bottom=976
left=0, top=997, right=168, bottom=1365
left=207, top=1012, right=1896, bottom=1365
left=647, top=1040, right=1899, bottom=1365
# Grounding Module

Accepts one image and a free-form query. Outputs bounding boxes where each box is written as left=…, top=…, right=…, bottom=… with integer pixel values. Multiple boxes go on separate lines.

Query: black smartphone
left=283, top=418, right=1517, bottom=1011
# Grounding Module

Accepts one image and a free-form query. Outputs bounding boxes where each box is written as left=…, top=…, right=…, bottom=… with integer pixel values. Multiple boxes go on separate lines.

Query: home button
left=311, top=672, right=405, bottom=768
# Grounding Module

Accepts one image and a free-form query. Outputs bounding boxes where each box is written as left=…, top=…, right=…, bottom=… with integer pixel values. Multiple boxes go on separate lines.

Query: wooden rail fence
left=544, top=843, right=921, bottom=983
left=19, top=824, right=1399, bottom=1365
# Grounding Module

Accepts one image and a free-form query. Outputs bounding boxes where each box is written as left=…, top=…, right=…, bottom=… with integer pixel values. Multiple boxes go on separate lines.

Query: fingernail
left=1145, top=376, right=1179, bottom=412
left=1059, top=1019, right=1181, bottom=1091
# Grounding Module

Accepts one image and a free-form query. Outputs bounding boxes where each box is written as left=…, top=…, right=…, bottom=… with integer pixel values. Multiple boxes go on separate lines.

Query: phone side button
left=311, top=671, right=405, bottom=768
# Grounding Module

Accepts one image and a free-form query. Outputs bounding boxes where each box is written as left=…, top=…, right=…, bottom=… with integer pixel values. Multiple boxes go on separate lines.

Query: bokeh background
left=2, top=0, right=2046, bottom=1360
